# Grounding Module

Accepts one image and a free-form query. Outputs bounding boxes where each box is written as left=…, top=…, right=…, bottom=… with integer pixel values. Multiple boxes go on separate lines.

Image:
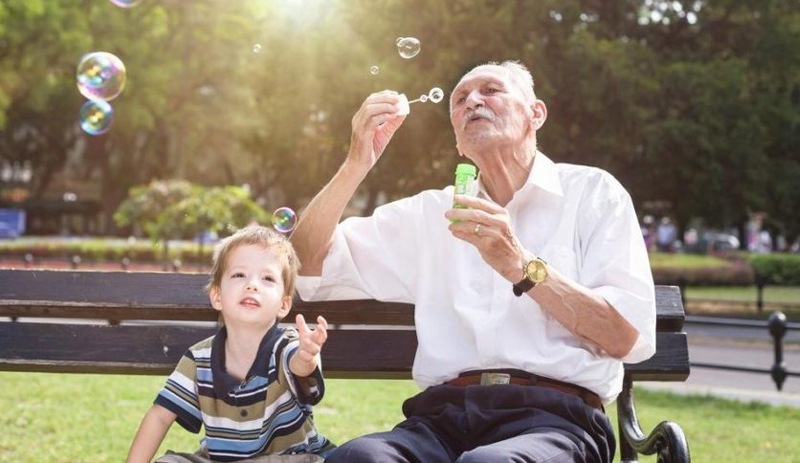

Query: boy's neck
left=223, top=324, right=271, bottom=382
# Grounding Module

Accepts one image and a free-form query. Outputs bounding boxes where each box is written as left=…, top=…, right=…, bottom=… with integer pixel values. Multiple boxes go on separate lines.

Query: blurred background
left=0, top=0, right=798, bottom=250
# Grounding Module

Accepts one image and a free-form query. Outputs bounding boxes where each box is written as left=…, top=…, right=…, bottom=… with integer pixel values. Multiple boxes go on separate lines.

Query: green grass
left=685, top=285, right=800, bottom=304
left=1, top=373, right=798, bottom=462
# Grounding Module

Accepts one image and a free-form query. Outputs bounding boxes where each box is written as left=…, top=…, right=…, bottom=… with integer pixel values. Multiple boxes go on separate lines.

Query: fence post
left=755, top=276, right=766, bottom=313
left=768, top=311, right=788, bottom=391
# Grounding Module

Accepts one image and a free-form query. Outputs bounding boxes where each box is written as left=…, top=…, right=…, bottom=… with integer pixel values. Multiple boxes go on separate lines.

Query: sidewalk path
left=640, top=324, right=800, bottom=408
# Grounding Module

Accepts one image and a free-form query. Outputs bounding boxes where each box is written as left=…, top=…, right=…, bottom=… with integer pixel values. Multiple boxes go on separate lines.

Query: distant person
left=758, top=229, right=773, bottom=253
left=656, top=217, right=677, bottom=252
left=126, top=225, right=334, bottom=463
left=291, top=60, right=655, bottom=462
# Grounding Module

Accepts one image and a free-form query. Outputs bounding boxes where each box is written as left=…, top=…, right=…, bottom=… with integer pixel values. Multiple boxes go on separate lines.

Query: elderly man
left=291, top=61, right=655, bottom=463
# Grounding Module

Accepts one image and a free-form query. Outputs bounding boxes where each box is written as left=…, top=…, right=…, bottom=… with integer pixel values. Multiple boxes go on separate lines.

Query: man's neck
left=473, top=144, right=536, bottom=206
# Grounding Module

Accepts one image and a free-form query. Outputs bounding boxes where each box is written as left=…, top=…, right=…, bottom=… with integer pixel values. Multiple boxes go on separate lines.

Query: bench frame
left=0, top=269, right=691, bottom=462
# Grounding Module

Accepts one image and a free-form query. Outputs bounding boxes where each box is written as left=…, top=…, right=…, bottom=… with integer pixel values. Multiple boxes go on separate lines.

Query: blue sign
left=0, top=208, right=26, bottom=238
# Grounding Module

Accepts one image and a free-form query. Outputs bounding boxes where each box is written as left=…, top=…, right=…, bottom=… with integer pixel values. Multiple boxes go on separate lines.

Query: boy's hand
left=289, top=314, right=329, bottom=377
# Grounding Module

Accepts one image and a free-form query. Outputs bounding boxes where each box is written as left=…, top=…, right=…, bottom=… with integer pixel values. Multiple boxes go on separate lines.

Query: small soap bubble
left=419, top=95, right=428, bottom=103
left=271, top=207, right=297, bottom=233
left=76, top=51, right=127, bottom=101
left=108, top=0, right=143, bottom=7
left=252, top=44, right=262, bottom=53
left=428, top=87, right=444, bottom=103
left=396, top=37, right=421, bottom=59
left=370, top=65, right=380, bottom=75
left=79, top=99, right=114, bottom=135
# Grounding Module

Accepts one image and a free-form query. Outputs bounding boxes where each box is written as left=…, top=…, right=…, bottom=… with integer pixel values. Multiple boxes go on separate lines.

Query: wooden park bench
left=0, top=269, right=690, bottom=462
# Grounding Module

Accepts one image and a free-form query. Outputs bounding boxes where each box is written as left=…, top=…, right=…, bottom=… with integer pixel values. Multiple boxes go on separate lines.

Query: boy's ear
left=278, top=295, right=292, bottom=319
left=209, top=286, right=223, bottom=312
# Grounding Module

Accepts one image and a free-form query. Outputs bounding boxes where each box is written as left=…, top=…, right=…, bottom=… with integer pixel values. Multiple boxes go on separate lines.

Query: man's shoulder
left=555, top=162, right=624, bottom=189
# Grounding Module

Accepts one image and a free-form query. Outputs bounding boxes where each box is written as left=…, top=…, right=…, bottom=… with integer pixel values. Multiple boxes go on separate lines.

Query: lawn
left=0, top=373, right=798, bottom=462
left=685, top=285, right=800, bottom=305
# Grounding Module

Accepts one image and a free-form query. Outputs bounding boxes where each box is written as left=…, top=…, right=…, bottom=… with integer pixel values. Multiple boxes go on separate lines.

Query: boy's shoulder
left=187, top=334, right=216, bottom=356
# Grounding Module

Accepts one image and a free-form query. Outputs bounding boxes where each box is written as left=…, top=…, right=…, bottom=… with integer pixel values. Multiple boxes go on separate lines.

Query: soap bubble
left=396, top=37, right=421, bottom=59
left=252, top=44, right=262, bottom=53
left=76, top=52, right=126, bottom=101
left=271, top=207, right=297, bottom=233
left=428, top=87, right=444, bottom=103
left=370, top=65, right=380, bottom=75
left=419, top=95, right=428, bottom=103
left=79, top=99, right=114, bottom=135
left=108, top=0, right=143, bottom=7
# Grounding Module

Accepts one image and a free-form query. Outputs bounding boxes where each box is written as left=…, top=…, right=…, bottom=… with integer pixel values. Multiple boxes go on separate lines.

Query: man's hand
left=348, top=90, right=408, bottom=170
left=445, top=194, right=526, bottom=284
left=289, top=314, right=329, bottom=378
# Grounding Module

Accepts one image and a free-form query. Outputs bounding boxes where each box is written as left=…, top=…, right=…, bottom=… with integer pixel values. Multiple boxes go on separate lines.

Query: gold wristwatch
left=512, top=257, right=548, bottom=297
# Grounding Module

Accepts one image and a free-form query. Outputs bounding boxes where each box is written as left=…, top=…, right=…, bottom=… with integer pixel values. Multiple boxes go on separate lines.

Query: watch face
left=525, top=259, right=547, bottom=283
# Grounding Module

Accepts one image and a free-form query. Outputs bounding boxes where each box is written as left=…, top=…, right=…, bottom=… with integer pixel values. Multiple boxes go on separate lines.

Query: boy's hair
left=206, top=225, right=300, bottom=297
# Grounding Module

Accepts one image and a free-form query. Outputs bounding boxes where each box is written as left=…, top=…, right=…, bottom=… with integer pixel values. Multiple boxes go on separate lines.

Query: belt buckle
left=480, top=372, right=510, bottom=385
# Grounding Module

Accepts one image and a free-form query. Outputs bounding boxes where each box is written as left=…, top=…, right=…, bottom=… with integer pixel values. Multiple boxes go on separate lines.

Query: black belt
left=446, top=369, right=603, bottom=410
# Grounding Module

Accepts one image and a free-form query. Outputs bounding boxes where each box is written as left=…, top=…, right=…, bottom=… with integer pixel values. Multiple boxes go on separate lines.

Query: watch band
left=512, top=278, right=535, bottom=297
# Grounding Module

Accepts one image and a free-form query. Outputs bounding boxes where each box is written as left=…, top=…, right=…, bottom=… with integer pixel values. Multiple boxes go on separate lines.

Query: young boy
left=127, top=225, right=334, bottom=463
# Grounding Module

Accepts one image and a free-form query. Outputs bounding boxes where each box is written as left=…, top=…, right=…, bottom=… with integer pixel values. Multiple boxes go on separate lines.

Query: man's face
left=449, top=65, right=534, bottom=152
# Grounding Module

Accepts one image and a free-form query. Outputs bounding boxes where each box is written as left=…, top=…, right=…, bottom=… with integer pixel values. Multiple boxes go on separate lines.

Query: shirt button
left=240, top=409, right=248, bottom=417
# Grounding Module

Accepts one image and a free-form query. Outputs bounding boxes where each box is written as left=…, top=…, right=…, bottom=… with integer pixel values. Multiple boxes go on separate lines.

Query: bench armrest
left=617, top=376, right=691, bottom=463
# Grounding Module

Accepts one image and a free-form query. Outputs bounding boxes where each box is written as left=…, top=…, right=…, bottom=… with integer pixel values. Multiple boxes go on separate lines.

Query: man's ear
left=278, top=295, right=292, bottom=319
left=531, top=100, right=547, bottom=130
left=209, top=286, right=223, bottom=312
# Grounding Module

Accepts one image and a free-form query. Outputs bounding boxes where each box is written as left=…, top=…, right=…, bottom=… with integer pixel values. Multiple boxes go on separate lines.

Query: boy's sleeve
left=277, top=329, right=326, bottom=406
left=154, top=350, right=203, bottom=433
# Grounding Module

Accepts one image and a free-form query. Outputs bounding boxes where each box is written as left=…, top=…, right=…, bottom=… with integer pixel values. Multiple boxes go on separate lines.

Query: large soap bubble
left=76, top=52, right=127, bottom=101
left=271, top=207, right=297, bottom=233
left=79, top=99, right=114, bottom=135
left=108, top=0, right=143, bottom=7
left=396, top=37, right=421, bottom=59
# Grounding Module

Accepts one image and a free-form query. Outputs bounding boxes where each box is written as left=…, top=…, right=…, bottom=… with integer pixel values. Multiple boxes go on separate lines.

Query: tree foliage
left=113, top=179, right=268, bottom=246
left=1, top=0, right=798, bottom=240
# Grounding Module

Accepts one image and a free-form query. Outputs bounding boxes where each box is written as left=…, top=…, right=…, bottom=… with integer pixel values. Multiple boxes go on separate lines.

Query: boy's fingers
left=295, top=313, right=308, bottom=334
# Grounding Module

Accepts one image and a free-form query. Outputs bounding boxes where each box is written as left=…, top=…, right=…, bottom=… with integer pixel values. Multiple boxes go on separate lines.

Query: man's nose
left=465, top=90, right=483, bottom=109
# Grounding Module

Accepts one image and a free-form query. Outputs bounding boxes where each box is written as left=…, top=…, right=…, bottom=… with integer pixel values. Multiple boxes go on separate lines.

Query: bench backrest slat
left=0, top=269, right=688, bottom=382
left=0, top=322, right=686, bottom=381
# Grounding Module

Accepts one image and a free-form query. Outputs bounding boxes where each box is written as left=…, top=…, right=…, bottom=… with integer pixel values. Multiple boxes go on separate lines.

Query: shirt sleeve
left=277, top=329, right=326, bottom=405
left=154, top=350, right=203, bottom=433
left=297, top=191, right=446, bottom=302
left=578, top=173, right=657, bottom=363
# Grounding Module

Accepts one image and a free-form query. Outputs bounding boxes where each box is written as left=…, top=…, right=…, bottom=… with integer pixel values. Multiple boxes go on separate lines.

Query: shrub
left=749, top=254, right=800, bottom=285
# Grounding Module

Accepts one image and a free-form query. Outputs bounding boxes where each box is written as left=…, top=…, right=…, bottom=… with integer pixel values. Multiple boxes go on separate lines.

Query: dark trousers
left=325, top=384, right=614, bottom=463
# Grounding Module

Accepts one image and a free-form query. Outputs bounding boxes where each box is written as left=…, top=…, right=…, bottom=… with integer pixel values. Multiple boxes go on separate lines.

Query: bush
left=749, top=254, right=800, bottom=285
left=652, top=261, right=754, bottom=286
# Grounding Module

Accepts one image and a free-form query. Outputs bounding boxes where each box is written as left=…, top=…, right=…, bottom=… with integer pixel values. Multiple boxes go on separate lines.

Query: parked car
left=684, top=231, right=740, bottom=255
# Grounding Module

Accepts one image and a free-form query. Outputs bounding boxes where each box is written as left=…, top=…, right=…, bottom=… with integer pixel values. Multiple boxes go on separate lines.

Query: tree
left=114, top=179, right=269, bottom=261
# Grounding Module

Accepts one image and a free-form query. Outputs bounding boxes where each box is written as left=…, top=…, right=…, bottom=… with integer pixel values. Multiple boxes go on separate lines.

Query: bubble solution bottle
left=451, top=163, right=477, bottom=221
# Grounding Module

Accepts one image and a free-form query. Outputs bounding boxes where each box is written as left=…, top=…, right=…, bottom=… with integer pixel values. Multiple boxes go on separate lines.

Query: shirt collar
left=475, top=151, right=563, bottom=199
left=211, top=324, right=283, bottom=395
left=526, top=151, right=563, bottom=197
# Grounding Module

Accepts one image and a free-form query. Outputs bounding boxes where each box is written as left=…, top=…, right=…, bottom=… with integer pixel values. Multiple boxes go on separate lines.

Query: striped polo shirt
left=154, top=324, right=334, bottom=462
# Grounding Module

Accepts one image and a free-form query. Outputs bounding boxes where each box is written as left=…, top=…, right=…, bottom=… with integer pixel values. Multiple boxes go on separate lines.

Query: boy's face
left=209, top=243, right=291, bottom=330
